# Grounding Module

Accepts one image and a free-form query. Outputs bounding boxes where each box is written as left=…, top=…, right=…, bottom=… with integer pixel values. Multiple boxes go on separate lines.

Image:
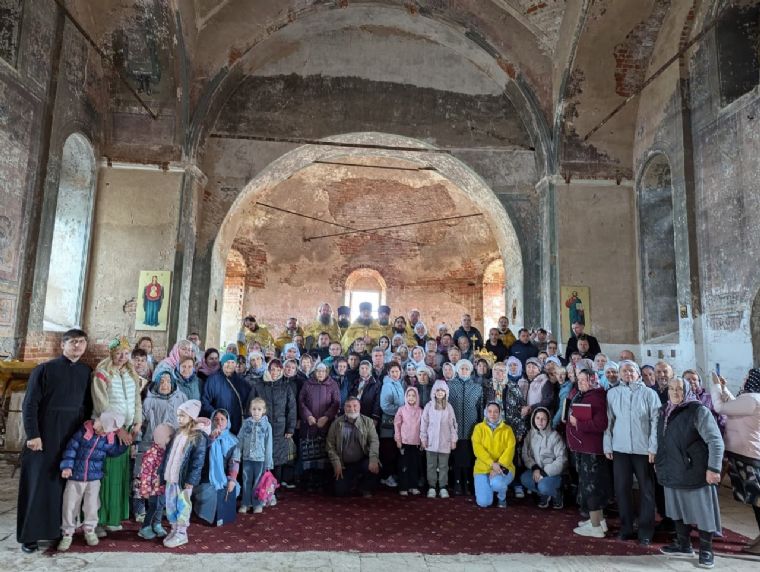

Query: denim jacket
left=237, top=415, right=273, bottom=469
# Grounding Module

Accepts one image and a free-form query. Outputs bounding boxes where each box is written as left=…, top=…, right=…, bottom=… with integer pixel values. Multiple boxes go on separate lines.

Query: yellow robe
left=274, top=326, right=305, bottom=351
left=303, top=320, right=343, bottom=348
left=237, top=325, right=274, bottom=357
left=498, top=328, right=517, bottom=350
left=340, top=319, right=386, bottom=352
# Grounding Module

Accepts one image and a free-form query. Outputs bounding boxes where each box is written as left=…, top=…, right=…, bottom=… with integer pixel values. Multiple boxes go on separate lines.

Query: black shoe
left=453, top=482, right=464, bottom=496
left=21, top=542, right=38, bottom=554
left=617, top=532, right=637, bottom=541
left=659, top=542, right=695, bottom=558
left=537, top=496, right=550, bottom=509
left=552, top=496, right=564, bottom=510
left=698, top=550, right=714, bottom=569
left=639, top=537, right=652, bottom=546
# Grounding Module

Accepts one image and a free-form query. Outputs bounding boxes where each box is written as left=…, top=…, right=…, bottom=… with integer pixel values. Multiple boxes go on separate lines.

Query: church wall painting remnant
left=560, top=285, right=591, bottom=343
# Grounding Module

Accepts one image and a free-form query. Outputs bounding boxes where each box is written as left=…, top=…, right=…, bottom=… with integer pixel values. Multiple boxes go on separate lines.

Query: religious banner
left=136, top=270, right=171, bottom=331
left=560, top=285, right=591, bottom=343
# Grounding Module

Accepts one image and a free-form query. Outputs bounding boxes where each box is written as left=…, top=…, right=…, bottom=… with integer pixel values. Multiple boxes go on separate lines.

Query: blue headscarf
left=209, top=409, right=240, bottom=496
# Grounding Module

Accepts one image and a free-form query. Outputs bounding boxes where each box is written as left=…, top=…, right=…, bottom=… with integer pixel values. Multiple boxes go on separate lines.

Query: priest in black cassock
left=16, top=328, right=92, bottom=553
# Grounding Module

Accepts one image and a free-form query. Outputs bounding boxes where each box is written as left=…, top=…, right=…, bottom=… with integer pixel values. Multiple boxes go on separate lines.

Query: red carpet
left=59, top=490, right=750, bottom=556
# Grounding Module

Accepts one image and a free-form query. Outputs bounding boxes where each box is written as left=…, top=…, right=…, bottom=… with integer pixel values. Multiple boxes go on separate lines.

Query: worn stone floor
left=0, top=459, right=757, bottom=571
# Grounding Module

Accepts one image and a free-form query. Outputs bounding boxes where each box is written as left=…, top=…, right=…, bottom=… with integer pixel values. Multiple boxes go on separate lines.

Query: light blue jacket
left=603, top=381, right=661, bottom=455
left=380, top=376, right=405, bottom=417
left=236, top=415, right=273, bottom=469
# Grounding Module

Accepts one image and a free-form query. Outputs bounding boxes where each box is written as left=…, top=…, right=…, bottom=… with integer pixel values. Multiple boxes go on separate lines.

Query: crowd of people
left=15, top=302, right=760, bottom=569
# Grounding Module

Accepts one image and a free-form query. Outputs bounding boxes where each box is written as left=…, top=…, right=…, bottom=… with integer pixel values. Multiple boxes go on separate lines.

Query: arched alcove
left=205, top=133, right=525, bottom=347
left=43, top=133, right=96, bottom=331
left=220, top=249, right=247, bottom=346
left=343, top=268, right=387, bottom=320
left=482, top=258, right=506, bottom=332
left=638, top=153, right=679, bottom=342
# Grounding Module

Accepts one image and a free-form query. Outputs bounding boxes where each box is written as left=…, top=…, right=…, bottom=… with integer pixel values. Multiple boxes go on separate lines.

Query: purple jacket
left=298, top=375, right=340, bottom=437
left=565, top=387, right=607, bottom=455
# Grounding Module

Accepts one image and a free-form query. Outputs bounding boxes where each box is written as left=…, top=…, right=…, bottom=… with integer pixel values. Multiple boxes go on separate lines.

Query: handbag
left=285, top=435, right=297, bottom=463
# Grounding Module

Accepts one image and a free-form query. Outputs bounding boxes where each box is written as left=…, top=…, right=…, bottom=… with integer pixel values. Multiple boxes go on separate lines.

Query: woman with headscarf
left=192, top=409, right=240, bottom=525
left=525, top=357, right=554, bottom=416
left=403, top=361, right=418, bottom=389
left=410, top=346, right=426, bottom=369
left=244, top=351, right=267, bottom=388
left=414, top=365, right=434, bottom=408
left=330, top=356, right=352, bottom=411
left=656, top=377, right=723, bottom=568
left=413, top=322, right=429, bottom=347
left=298, top=362, right=340, bottom=491
left=197, top=348, right=220, bottom=382
left=91, top=336, right=143, bottom=534
left=506, top=356, right=529, bottom=401
left=567, top=368, right=609, bottom=538
left=200, top=353, right=251, bottom=434
left=448, top=359, right=484, bottom=495
left=683, top=369, right=725, bottom=434
left=350, top=360, right=382, bottom=427
left=472, top=401, right=515, bottom=508
left=603, top=361, right=620, bottom=389
left=379, top=362, right=406, bottom=488
left=152, top=340, right=196, bottom=383
left=551, top=366, right=572, bottom=430
left=378, top=336, right=392, bottom=361
left=711, top=368, right=760, bottom=554
left=603, top=360, right=661, bottom=545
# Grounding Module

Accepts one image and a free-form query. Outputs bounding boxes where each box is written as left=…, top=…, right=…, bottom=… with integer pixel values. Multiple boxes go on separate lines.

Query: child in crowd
left=237, top=397, right=273, bottom=514
left=138, top=423, right=175, bottom=540
left=162, top=400, right=210, bottom=548
left=58, top=410, right=127, bottom=551
left=520, top=407, right=567, bottom=509
left=420, top=380, right=458, bottom=498
left=394, top=386, right=423, bottom=496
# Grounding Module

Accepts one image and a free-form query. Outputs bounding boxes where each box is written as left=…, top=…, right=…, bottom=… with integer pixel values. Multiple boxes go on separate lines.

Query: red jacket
left=565, top=387, right=607, bottom=455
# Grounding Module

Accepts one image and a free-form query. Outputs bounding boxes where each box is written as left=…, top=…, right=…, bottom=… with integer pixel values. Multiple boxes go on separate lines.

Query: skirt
left=300, top=434, right=328, bottom=471
left=664, top=485, right=721, bottom=533
left=575, top=452, right=610, bottom=512
left=726, top=451, right=760, bottom=507
left=99, top=448, right=131, bottom=526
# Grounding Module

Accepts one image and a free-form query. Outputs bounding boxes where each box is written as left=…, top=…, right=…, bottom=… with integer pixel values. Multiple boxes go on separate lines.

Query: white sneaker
left=514, top=486, right=525, bottom=499
left=427, top=488, right=437, bottom=498
left=253, top=505, right=263, bottom=514
left=410, top=489, right=420, bottom=495
left=577, top=519, right=608, bottom=533
left=268, top=495, right=277, bottom=507
left=238, top=506, right=248, bottom=514
left=163, top=531, right=188, bottom=548
left=573, top=524, right=605, bottom=538
left=384, top=476, right=398, bottom=488
left=57, top=535, right=72, bottom=552
left=439, top=488, right=450, bottom=499
left=94, top=525, right=107, bottom=538
left=399, top=490, right=408, bottom=496
left=83, top=530, right=99, bottom=546
left=105, top=525, right=123, bottom=532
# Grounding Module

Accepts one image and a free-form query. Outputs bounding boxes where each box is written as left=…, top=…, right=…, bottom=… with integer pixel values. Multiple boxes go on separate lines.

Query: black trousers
left=398, top=445, right=421, bottom=491
left=379, top=438, right=399, bottom=479
left=613, top=452, right=656, bottom=540
left=334, top=458, right=380, bottom=497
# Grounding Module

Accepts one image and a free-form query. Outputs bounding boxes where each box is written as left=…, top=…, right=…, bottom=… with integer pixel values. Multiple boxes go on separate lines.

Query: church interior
left=1, top=0, right=760, bottom=568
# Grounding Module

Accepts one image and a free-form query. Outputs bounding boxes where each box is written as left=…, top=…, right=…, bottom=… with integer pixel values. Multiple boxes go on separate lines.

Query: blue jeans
left=241, top=460, right=266, bottom=508
left=519, top=471, right=562, bottom=499
left=474, top=471, right=514, bottom=507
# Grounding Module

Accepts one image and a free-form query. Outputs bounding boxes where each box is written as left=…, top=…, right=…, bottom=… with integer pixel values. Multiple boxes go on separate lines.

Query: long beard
left=358, top=317, right=372, bottom=326
left=378, top=318, right=389, bottom=326
left=393, top=325, right=405, bottom=334
left=319, top=315, right=331, bottom=325
left=338, top=318, right=350, bottom=328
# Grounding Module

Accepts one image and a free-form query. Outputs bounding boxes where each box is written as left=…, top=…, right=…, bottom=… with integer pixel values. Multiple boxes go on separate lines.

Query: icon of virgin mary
left=143, top=275, right=163, bottom=326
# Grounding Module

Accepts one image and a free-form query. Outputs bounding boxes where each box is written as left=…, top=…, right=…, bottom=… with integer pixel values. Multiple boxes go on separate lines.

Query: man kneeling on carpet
left=57, top=410, right=128, bottom=551
left=160, top=400, right=210, bottom=548
left=326, top=396, right=381, bottom=497
left=472, top=401, right=516, bottom=508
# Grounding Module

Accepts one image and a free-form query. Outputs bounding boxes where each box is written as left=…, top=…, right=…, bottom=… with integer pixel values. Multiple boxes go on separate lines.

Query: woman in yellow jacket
left=472, top=401, right=516, bottom=508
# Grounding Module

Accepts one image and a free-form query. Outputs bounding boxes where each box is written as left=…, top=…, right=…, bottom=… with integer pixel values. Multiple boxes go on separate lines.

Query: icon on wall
left=136, top=270, right=171, bottom=331
left=560, top=285, right=591, bottom=343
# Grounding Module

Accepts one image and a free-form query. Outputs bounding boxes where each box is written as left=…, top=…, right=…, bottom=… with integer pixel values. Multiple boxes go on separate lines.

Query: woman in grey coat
left=656, top=377, right=723, bottom=569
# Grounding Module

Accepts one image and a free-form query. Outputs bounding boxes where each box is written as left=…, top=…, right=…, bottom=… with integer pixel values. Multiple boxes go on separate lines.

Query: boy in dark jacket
left=58, top=410, right=127, bottom=551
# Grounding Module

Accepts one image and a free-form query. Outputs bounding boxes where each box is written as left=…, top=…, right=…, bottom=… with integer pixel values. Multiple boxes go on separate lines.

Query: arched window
left=638, top=154, right=679, bottom=342
left=43, top=133, right=96, bottom=331
left=220, top=249, right=247, bottom=346
left=344, top=268, right=387, bottom=320
left=482, top=258, right=506, bottom=332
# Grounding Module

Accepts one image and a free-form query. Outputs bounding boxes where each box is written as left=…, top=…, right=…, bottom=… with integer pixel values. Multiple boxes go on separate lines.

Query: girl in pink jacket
left=394, top=386, right=422, bottom=496
left=420, top=380, right=458, bottom=498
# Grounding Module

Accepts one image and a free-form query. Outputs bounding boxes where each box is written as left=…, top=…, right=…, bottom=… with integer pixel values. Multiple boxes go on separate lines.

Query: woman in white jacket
left=711, top=368, right=760, bottom=555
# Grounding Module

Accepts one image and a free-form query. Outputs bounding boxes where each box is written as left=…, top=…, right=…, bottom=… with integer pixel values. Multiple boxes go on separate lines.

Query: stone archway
left=205, top=133, right=524, bottom=347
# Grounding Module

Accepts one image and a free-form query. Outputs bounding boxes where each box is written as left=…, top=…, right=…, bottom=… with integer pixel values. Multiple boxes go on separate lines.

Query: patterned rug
left=58, top=489, right=750, bottom=556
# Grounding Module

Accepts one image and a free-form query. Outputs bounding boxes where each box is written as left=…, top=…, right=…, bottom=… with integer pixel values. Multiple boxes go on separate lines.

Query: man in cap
left=304, top=303, right=342, bottom=349
left=377, top=305, right=393, bottom=338
left=340, top=302, right=385, bottom=352
left=337, top=306, right=351, bottom=331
